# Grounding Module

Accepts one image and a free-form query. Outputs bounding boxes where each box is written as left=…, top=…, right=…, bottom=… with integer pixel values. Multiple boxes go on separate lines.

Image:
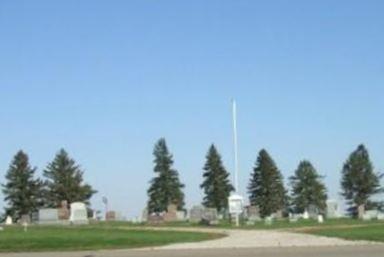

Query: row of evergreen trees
left=2, top=149, right=96, bottom=220
left=147, top=139, right=383, bottom=218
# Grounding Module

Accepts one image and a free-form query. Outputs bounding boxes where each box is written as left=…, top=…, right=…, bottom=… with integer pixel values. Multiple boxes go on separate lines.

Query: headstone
left=303, top=210, right=309, bottom=219
left=326, top=200, right=339, bottom=218
left=358, top=205, right=365, bottom=219
left=289, top=213, right=299, bottom=223
left=5, top=216, right=12, bottom=225
left=31, top=212, right=39, bottom=223
left=274, top=210, right=283, bottom=219
left=308, top=205, right=319, bottom=219
left=201, top=208, right=218, bottom=225
left=364, top=210, right=379, bottom=220
left=141, top=208, right=148, bottom=223
left=147, top=213, right=164, bottom=225
left=38, top=209, right=60, bottom=225
left=377, top=212, right=384, bottom=220
left=362, top=213, right=372, bottom=221
left=265, top=216, right=273, bottom=225
left=176, top=211, right=186, bottom=221
left=247, top=206, right=261, bottom=222
left=317, top=214, right=324, bottom=223
left=164, top=204, right=178, bottom=222
left=58, top=200, right=70, bottom=220
left=19, top=214, right=31, bottom=224
left=106, top=211, right=116, bottom=221
left=189, top=205, right=204, bottom=223
left=246, top=220, right=255, bottom=226
left=70, top=202, right=89, bottom=225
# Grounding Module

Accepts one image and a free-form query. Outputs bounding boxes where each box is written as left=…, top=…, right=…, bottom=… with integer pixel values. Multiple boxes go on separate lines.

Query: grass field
left=303, top=223, right=384, bottom=242
left=0, top=225, right=223, bottom=252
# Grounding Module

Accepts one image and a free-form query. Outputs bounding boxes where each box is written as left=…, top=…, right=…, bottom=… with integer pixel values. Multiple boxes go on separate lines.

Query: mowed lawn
left=0, top=225, right=222, bottom=252
left=304, top=223, right=384, bottom=242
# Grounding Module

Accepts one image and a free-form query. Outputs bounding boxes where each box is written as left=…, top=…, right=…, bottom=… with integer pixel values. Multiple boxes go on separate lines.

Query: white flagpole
left=232, top=99, right=240, bottom=227
left=232, top=99, right=239, bottom=193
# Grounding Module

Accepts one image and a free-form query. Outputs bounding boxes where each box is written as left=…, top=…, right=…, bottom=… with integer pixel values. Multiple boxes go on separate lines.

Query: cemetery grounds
left=0, top=219, right=384, bottom=252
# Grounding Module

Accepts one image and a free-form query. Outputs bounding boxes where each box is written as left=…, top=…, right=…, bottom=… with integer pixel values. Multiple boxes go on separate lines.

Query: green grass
left=0, top=225, right=223, bottom=252
left=304, top=223, right=384, bottom=242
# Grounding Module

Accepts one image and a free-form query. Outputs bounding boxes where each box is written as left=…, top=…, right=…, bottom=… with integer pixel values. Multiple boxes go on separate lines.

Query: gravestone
left=317, top=214, right=324, bottom=223
left=38, top=209, right=60, bottom=225
left=247, top=206, right=261, bottom=222
left=58, top=200, right=70, bottom=220
left=362, top=213, right=372, bottom=221
left=274, top=210, right=283, bottom=219
left=141, top=208, right=148, bottom=222
left=19, top=214, right=31, bottom=224
left=189, top=205, right=204, bottom=223
left=106, top=211, right=116, bottom=221
left=164, top=204, right=178, bottom=222
left=5, top=216, right=12, bottom=225
left=31, top=212, right=39, bottom=223
left=363, top=210, right=379, bottom=221
left=265, top=216, right=273, bottom=225
left=70, top=202, right=89, bottom=225
left=147, top=213, right=164, bottom=225
left=303, top=210, right=309, bottom=219
left=308, top=205, right=319, bottom=219
left=176, top=211, right=186, bottom=221
left=326, top=200, right=339, bottom=218
left=289, top=213, right=299, bottom=223
left=201, top=208, right=218, bottom=225
left=377, top=212, right=384, bottom=220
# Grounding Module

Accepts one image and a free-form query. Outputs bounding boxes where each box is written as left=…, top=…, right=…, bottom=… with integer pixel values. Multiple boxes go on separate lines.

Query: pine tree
left=2, top=151, right=43, bottom=220
left=43, top=149, right=96, bottom=207
left=341, top=144, right=383, bottom=218
left=200, top=144, right=234, bottom=212
left=290, top=160, right=327, bottom=214
left=248, top=149, right=286, bottom=217
left=147, top=138, right=185, bottom=213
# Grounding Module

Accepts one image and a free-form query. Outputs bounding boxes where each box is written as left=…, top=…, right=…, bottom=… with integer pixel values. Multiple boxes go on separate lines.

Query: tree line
left=148, top=139, right=383, bottom=219
left=2, top=149, right=96, bottom=221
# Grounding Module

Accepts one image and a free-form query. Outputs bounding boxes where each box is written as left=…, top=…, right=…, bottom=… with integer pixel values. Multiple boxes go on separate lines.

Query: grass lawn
left=0, top=225, right=223, bottom=252
left=304, top=223, right=384, bottom=242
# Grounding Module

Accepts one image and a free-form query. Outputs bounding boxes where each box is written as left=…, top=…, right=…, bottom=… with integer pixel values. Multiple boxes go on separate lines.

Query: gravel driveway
left=147, top=227, right=378, bottom=250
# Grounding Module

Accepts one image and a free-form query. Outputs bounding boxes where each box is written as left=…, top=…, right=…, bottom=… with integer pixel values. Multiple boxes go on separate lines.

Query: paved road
left=1, top=245, right=384, bottom=257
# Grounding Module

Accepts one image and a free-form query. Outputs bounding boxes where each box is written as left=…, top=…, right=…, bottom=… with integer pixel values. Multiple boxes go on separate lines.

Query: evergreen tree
left=2, top=151, right=43, bottom=220
left=290, top=160, right=327, bottom=214
left=248, top=149, right=286, bottom=217
left=200, top=144, right=234, bottom=212
left=147, top=138, right=185, bottom=213
left=341, top=144, right=383, bottom=218
left=43, top=149, right=96, bottom=207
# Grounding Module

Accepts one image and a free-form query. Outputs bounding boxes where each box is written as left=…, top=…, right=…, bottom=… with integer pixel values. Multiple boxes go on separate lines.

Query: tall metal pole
left=232, top=99, right=239, bottom=193
left=232, top=99, right=240, bottom=227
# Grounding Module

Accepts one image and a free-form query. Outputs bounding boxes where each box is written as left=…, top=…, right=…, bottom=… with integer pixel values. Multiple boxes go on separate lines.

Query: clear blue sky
left=1, top=0, right=383, bottom=218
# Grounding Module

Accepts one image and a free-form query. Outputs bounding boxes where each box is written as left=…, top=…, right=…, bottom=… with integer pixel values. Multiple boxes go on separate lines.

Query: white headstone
left=326, top=200, right=340, bottom=218
left=38, top=209, right=60, bottom=225
left=265, top=216, right=273, bottom=225
left=5, top=216, right=12, bottom=225
left=317, top=214, right=324, bottom=223
left=377, top=213, right=384, bottom=220
left=303, top=210, right=309, bottom=219
left=70, top=202, right=89, bottom=225
left=189, top=205, right=204, bottom=223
